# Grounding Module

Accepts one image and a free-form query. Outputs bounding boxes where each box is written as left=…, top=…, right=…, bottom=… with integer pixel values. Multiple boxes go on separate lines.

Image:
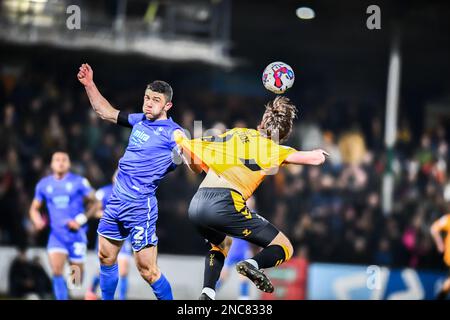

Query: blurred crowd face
left=142, top=89, right=172, bottom=120
left=50, top=152, right=70, bottom=176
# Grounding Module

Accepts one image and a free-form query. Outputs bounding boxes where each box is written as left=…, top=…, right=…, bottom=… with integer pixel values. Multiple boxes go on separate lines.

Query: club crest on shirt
left=152, top=127, right=165, bottom=136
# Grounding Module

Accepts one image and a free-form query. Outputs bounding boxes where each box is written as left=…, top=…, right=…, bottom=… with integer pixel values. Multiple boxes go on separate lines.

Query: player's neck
left=147, top=114, right=168, bottom=121
left=53, top=172, right=69, bottom=180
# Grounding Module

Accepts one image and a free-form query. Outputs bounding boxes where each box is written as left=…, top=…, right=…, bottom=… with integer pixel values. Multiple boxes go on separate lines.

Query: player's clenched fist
left=77, top=63, right=94, bottom=86
left=313, top=149, right=329, bottom=165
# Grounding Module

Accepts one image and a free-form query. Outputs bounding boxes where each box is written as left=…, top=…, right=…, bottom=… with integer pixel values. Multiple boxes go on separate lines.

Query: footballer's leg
left=131, top=196, right=173, bottom=300
left=97, top=193, right=126, bottom=300
left=117, top=239, right=131, bottom=300
left=236, top=230, right=293, bottom=293
left=217, top=189, right=293, bottom=293
left=97, top=235, right=123, bottom=299
left=67, top=236, right=88, bottom=291
left=217, top=237, right=240, bottom=290
left=246, top=230, right=293, bottom=270
left=47, top=233, right=69, bottom=300
left=188, top=188, right=234, bottom=300
left=134, top=245, right=173, bottom=300
left=197, top=225, right=232, bottom=300
left=48, top=251, right=69, bottom=300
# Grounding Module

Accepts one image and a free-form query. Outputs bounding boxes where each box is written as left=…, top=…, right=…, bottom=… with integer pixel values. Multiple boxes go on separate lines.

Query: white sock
left=202, top=287, right=216, bottom=300
left=245, top=259, right=259, bottom=270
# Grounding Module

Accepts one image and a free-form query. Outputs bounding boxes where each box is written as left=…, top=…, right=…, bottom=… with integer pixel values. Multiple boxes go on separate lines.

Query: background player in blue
left=77, top=63, right=200, bottom=300
left=85, top=172, right=132, bottom=300
left=29, top=151, right=96, bottom=300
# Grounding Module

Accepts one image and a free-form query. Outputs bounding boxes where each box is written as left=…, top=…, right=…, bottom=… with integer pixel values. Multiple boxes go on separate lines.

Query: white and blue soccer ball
left=262, top=61, right=295, bottom=94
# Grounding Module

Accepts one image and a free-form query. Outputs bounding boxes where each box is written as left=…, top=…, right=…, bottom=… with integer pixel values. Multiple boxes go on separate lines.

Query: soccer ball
left=262, top=61, right=295, bottom=94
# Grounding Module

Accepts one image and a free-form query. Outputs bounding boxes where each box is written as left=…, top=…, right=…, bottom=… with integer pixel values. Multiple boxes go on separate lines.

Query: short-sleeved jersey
left=115, top=113, right=182, bottom=200
left=432, top=214, right=450, bottom=266
left=95, top=184, right=113, bottom=209
left=176, top=128, right=297, bottom=199
left=34, top=172, right=93, bottom=233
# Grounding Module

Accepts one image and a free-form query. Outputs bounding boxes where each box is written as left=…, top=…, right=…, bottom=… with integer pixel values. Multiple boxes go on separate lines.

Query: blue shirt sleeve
left=34, top=180, right=44, bottom=202
left=128, top=113, right=145, bottom=127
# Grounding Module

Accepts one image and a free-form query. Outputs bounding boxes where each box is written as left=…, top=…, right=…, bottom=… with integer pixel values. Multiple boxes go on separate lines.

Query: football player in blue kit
left=86, top=172, right=132, bottom=300
left=77, top=63, right=200, bottom=300
left=29, top=151, right=96, bottom=300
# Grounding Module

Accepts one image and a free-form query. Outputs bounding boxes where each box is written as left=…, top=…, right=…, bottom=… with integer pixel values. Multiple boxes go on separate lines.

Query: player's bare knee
left=282, top=238, right=294, bottom=260
left=137, top=264, right=160, bottom=284
left=49, top=260, right=64, bottom=275
left=213, top=236, right=232, bottom=256
left=98, top=249, right=116, bottom=266
left=51, top=267, right=64, bottom=276
left=285, top=240, right=294, bottom=260
left=270, top=232, right=294, bottom=260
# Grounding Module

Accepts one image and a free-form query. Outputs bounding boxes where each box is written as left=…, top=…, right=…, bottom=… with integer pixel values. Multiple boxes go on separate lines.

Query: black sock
left=252, top=245, right=287, bottom=269
left=437, top=289, right=448, bottom=300
left=203, top=249, right=225, bottom=290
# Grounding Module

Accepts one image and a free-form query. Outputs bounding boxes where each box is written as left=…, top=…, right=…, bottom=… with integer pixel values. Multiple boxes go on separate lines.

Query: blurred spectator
left=8, top=248, right=52, bottom=299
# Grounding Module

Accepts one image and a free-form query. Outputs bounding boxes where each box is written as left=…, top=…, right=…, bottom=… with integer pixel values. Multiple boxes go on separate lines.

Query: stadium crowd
left=0, top=61, right=449, bottom=271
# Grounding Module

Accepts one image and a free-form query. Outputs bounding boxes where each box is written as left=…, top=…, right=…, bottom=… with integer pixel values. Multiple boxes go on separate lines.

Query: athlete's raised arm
left=174, top=129, right=204, bottom=174
left=77, top=63, right=120, bottom=123
left=284, top=149, right=329, bottom=166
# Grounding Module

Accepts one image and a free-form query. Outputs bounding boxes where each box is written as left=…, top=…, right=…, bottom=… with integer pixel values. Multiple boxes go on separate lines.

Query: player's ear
left=165, top=101, right=173, bottom=111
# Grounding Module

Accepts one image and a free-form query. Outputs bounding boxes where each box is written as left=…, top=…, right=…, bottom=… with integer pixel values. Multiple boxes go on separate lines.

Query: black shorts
left=188, top=187, right=279, bottom=247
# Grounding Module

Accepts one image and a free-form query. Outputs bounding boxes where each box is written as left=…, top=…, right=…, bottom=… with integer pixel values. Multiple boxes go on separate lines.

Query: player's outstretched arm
left=29, top=199, right=46, bottom=231
left=284, top=149, right=329, bottom=166
left=430, top=218, right=446, bottom=253
left=174, top=129, right=204, bottom=174
left=77, top=63, right=119, bottom=123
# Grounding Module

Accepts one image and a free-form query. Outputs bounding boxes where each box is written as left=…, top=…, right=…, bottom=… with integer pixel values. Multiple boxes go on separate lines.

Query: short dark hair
left=147, top=80, right=173, bottom=102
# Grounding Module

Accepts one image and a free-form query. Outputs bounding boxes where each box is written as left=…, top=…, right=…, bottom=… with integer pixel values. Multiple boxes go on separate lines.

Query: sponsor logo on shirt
left=130, top=129, right=150, bottom=147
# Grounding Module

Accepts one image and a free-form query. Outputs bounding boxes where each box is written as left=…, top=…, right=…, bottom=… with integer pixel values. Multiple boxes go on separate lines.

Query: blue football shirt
left=34, top=172, right=93, bottom=233
left=114, top=113, right=182, bottom=200
left=95, top=184, right=113, bottom=209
